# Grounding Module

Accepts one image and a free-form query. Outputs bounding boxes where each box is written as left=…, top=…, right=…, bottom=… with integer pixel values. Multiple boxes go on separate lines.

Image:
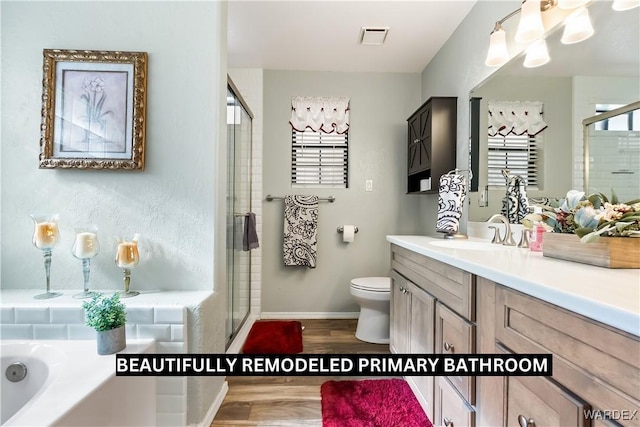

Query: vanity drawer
left=495, top=286, right=640, bottom=420
left=391, top=244, right=475, bottom=320
left=435, top=377, right=475, bottom=427
left=436, top=302, right=475, bottom=404
left=505, top=366, right=590, bottom=427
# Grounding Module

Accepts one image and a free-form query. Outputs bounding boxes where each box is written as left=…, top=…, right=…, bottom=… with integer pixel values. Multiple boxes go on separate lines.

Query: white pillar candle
left=72, top=232, right=99, bottom=258
left=116, top=241, right=139, bottom=268
left=34, top=222, right=59, bottom=249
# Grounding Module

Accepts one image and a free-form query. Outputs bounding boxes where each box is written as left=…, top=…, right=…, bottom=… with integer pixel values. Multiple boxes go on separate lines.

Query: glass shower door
left=226, top=82, right=252, bottom=345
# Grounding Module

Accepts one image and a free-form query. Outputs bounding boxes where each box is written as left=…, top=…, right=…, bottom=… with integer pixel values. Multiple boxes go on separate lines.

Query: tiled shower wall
left=229, top=69, right=264, bottom=317
left=1, top=301, right=189, bottom=426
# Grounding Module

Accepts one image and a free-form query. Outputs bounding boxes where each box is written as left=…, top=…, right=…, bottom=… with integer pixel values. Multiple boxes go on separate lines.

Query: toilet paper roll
left=342, top=225, right=355, bottom=243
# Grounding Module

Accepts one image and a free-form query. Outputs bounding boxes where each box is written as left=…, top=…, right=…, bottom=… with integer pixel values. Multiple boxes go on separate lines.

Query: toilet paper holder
left=337, top=225, right=359, bottom=234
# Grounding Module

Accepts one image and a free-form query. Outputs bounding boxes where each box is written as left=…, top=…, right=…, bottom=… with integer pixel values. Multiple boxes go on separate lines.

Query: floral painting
left=60, top=70, right=128, bottom=154
left=39, top=49, right=147, bottom=170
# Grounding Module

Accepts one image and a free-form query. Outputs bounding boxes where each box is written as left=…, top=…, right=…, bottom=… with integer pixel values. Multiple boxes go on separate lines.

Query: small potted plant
left=82, top=292, right=127, bottom=355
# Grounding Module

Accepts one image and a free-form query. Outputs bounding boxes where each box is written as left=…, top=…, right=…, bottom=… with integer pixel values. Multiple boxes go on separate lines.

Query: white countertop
left=387, top=235, right=640, bottom=337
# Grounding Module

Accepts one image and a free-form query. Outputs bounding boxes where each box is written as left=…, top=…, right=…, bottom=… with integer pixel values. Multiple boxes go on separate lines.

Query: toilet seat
left=350, top=277, right=390, bottom=292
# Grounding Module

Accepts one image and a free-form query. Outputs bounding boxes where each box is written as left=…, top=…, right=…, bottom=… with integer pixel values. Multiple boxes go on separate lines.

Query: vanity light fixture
left=515, top=0, right=546, bottom=43
left=523, top=39, right=551, bottom=67
left=484, top=0, right=599, bottom=68
left=612, top=0, right=640, bottom=11
left=561, top=7, right=594, bottom=44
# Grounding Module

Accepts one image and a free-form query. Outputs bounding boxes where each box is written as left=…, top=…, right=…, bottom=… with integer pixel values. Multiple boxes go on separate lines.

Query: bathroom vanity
left=387, top=235, right=640, bottom=427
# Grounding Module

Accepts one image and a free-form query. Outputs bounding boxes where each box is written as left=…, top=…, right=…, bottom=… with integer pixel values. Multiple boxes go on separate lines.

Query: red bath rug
left=242, top=320, right=303, bottom=354
left=321, top=378, right=433, bottom=427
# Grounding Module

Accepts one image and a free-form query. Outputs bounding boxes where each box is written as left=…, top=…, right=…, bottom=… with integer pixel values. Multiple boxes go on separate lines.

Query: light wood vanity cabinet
left=390, top=243, right=640, bottom=427
left=390, top=268, right=436, bottom=416
left=390, top=244, right=476, bottom=425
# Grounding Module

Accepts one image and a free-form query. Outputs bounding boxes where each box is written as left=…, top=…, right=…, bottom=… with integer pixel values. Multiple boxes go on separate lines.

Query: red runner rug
left=321, top=378, right=433, bottom=427
left=241, top=320, right=303, bottom=354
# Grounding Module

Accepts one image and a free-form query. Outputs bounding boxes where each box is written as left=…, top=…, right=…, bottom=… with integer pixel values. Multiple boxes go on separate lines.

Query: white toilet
left=350, top=277, right=391, bottom=344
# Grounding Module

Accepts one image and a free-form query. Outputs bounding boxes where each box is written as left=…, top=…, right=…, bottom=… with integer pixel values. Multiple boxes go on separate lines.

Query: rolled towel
left=437, top=174, right=467, bottom=234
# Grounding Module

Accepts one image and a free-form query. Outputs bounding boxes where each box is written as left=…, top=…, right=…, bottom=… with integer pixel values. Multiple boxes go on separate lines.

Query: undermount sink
left=429, top=240, right=507, bottom=251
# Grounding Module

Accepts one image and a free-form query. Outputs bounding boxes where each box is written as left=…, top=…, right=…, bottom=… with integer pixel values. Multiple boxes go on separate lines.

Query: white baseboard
left=196, top=380, right=228, bottom=427
left=260, top=312, right=360, bottom=319
left=226, top=314, right=260, bottom=354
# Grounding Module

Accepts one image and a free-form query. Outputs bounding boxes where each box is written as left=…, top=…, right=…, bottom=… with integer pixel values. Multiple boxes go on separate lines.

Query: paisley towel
left=283, top=195, right=319, bottom=268
left=502, top=175, right=529, bottom=223
left=437, top=174, right=467, bottom=234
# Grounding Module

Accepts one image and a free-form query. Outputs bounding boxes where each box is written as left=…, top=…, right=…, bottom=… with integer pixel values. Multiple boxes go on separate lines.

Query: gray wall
left=469, top=75, right=573, bottom=220
left=262, top=70, right=422, bottom=314
left=1, top=1, right=228, bottom=423
left=418, top=0, right=523, bottom=233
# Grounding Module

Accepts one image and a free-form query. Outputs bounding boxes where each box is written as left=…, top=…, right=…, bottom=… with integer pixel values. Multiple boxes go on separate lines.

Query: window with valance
left=289, top=97, right=350, bottom=187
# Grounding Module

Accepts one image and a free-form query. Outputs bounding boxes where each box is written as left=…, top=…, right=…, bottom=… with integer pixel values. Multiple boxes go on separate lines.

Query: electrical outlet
left=365, top=179, right=373, bottom=192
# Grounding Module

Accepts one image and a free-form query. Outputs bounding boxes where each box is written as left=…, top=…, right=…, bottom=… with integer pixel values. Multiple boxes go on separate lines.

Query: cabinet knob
left=443, top=416, right=453, bottom=426
left=517, top=415, right=535, bottom=427
left=443, top=341, right=454, bottom=352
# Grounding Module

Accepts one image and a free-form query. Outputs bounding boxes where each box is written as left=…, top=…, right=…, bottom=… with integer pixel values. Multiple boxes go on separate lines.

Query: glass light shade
left=485, top=27, right=509, bottom=67
left=612, top=0, right=640, bottom=10
left=558, top=0, right=588, bottom=8
left=515, top=0, right=545, bottom=43
left=524, top=40, right=551, bottom=68
left=561, top=7, right=594, bottom=44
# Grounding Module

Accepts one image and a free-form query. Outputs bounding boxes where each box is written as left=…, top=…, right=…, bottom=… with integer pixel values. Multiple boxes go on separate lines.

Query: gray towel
left=243, top=212, right=259, bottom=251
left=436, top=174, right=467, bottom=234
left=283, top=195, right=318, bottom=268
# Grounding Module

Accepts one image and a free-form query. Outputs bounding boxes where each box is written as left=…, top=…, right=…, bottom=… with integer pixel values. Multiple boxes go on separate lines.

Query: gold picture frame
left=39, top=49, right=147, bottom=170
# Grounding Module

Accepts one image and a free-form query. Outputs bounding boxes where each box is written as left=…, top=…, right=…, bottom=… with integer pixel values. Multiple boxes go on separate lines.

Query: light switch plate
left=365, top=180, right=373, bottom=192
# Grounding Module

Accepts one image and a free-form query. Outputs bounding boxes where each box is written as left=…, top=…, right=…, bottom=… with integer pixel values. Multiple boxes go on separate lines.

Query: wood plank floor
left=210, top=319, right=390, bottom=426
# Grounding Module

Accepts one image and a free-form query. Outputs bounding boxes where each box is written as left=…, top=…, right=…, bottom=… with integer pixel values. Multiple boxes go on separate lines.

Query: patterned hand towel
left=283, top=195, right=319, bottom=268
left=436, top=174, right=467, bottom=234
left=502, top=175, right=529, bottom=223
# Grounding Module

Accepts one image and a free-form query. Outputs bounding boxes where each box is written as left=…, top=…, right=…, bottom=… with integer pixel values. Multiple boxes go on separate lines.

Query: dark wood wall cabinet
left=407, top=96, right=457, bottom=194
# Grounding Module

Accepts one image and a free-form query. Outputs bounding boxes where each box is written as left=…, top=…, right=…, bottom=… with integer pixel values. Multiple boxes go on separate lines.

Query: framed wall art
left=39, top=49, right=148, bottom=170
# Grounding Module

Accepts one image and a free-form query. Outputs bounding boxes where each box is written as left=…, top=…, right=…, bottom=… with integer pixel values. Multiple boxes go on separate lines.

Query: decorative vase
left=96, top=325, right=126, bottom=355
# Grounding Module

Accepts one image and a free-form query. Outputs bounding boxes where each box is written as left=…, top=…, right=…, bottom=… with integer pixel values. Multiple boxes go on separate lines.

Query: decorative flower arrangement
left=523, top=190, right=640, bottom=243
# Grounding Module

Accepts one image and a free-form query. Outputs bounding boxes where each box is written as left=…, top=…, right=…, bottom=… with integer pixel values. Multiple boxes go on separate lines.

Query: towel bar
left=265, top=194, right=335, bottom=202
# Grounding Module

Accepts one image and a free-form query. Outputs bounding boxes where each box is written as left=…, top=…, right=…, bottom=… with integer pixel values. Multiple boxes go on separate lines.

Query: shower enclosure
left=226, top=79, right=253, bottom=345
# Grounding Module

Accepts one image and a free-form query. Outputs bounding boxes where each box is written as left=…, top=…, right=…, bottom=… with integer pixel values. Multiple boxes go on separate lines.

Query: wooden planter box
left=543, top=233, right=640, bottom=269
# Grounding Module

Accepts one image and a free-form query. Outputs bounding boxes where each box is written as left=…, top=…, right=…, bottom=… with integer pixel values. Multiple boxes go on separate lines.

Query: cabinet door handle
left=443, top=416, right=453, bottom=426
left=517, top=415, right=535, bottom=427
left=413, top=138, right=420, bottom=144
left=443, top=341, right=454, bottom=352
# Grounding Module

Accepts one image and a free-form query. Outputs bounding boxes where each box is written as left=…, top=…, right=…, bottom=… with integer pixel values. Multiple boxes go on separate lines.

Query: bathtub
left=1, top=340, right=156, bottom=426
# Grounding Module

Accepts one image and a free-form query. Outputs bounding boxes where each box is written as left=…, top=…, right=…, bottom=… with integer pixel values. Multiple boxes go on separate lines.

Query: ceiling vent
left=360, top=27, right=389, bottom=45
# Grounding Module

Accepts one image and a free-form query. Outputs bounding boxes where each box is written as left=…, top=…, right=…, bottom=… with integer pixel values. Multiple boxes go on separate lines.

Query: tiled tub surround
left=0, top=290, right=213, bottom=427
left=387, top=235, right=640, bottom=336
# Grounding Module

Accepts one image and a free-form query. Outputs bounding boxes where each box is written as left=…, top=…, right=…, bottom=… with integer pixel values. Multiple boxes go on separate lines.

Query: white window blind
left=487, top=133, right=540, bottom=188
left=292, top=129, right=348, bottom=187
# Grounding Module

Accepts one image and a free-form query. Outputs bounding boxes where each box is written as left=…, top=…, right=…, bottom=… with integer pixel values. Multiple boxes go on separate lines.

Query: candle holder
left=30, top=214, right=62, bottom=299
left=115, top=234, right=140, bottom=298
left=72, top=225, right=100, bottom=299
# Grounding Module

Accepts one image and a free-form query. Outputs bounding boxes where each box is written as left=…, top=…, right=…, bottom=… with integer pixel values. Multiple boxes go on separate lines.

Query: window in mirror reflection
left=595, top=104, right=640, bottom=131
left=488, top=134, right=540, bottom=189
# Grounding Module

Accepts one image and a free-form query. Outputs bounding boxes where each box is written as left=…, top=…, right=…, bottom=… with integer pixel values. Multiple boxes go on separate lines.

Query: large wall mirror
left=468, top=1, right=639, bottom=222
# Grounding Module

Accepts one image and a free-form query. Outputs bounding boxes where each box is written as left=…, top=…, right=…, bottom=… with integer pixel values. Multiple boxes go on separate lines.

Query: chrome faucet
left=487, top=214, right=516, bottom=246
